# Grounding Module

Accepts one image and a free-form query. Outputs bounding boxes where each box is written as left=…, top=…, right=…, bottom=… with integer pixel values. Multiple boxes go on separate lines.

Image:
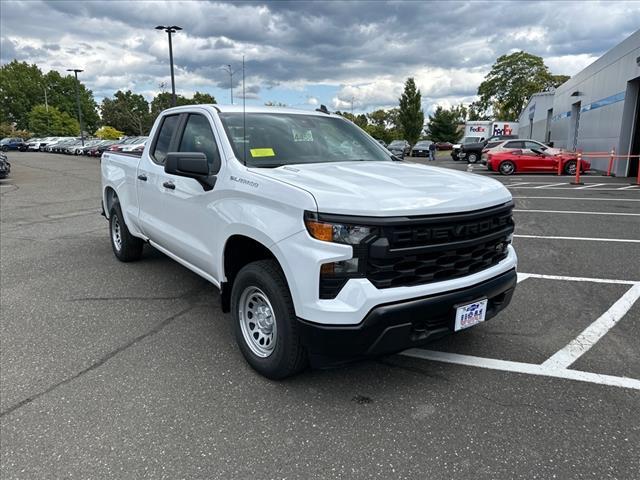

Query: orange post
left=557, top=156, right=562, bottom=176
left=606, top=148, right=615, bottom=176
left=571, top=151, right=584, bottom=185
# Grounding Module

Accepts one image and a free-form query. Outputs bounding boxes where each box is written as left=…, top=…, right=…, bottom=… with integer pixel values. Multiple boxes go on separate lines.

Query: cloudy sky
left=1, top=1, right=639, bottom=115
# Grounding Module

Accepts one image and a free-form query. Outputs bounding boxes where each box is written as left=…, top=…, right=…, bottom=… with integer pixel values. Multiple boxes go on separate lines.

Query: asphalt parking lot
left=1, top=152, right=639, bottom=479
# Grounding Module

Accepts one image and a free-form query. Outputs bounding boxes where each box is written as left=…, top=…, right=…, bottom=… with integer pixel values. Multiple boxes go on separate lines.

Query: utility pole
left=155, top=25, right=182, bottom=107
left=221, top=64, right=236, bottom=104
left=350, top=96, right=355, bottom=116
left=66, top=69, right=85, bottom=146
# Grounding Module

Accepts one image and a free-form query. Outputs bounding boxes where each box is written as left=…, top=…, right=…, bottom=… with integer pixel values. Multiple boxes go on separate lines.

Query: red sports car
left=486, top=149, right=590, bottom=176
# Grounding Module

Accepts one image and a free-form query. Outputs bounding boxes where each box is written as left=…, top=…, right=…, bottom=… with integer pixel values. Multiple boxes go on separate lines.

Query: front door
left=138, top=111, right=224, bottom=275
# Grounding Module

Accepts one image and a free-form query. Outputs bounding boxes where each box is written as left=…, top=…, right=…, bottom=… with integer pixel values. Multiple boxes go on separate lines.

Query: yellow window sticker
left=250, top=148, right=275, bottom=157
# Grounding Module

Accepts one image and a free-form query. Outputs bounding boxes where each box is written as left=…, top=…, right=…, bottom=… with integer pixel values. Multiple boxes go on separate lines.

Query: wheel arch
left=221, top=234, right=283, bottom=313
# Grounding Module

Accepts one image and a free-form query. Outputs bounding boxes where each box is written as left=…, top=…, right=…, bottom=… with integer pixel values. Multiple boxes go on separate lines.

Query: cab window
left=178, top=114, right=221, bottom=173
left=504, top=141, right=524, bottom=149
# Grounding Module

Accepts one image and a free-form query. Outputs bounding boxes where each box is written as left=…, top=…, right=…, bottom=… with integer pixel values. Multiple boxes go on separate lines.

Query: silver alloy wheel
left=238, top=286, right=277, bottom=358
left=111, top=215, right=122, bottom=251
left=566, top=161, right=577, bottom=175
left=500, top=162, right=515, bottom=175
left=468, top=153, right=478, bottom=163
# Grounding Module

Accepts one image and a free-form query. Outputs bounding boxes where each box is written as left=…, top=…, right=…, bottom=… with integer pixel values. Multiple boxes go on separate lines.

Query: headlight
left=304, top=212, right=373, bottom=244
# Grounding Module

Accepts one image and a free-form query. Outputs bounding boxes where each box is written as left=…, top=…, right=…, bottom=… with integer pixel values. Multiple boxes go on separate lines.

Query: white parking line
left=513, top=209, right=640, bottom=216
left=619, top=185, right=640, bottom=190
left=518, top=273, right=638, bottom=285
left=534, top=182, right=566, bottom=188
left=576, top=183, right=606, bottom=189
left=513, top=196, right=640, bottom=202
left=506, top=182, right=531, bottom=187
left=399, top=349, right=640, bottom=390
left=542, top=284, right=640, bottom=370
left=514, top=234, right=640, bottom=243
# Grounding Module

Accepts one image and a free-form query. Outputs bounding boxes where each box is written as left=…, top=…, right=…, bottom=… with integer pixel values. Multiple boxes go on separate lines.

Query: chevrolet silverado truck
left=101, top=105, right=517, bottom=379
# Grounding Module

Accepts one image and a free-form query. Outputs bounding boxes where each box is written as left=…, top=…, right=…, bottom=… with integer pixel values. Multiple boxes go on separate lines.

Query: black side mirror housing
left=531, top=148, right=543, bottom=156
left=391, top=154, right=403, bottom=162
left=165, top=152, right=215, bottom=190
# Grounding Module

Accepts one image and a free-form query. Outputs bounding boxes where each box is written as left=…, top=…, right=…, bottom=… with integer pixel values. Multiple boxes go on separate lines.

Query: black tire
left=231, top=259, right=307, bottom=379
left=467, top=152, right=479, bottom=164
left=109, top=200, right=143, bottom=262
left=1, top=146, right=7, bottom=152
left=499, top=161, right=516, bottom=175
left=564, top=160, right=577, bottom=175
left=452, top=154, right=459, bottom=161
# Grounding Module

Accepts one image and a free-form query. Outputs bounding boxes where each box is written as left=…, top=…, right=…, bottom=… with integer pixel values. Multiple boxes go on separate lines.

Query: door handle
left=162, top=181, right=175, bottom=190
left=137, top=174, right=147, bottom=181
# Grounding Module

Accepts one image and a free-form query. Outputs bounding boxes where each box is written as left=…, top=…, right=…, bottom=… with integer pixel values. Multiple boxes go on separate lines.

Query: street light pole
left=155, top=25, right=182, bottom=107
left=221, top=64, right=236, bottom=104
left=66, top=69, right=84, bottom=146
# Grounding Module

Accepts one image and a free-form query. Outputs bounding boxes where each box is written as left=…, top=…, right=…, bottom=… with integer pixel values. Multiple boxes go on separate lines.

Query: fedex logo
left=469, top=126, right=486, bottom=133
left=493, top=124, right=513, bottom=136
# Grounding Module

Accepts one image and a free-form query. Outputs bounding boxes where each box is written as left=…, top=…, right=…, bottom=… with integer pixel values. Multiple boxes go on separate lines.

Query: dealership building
left=519, top=29, right=640, bottom=176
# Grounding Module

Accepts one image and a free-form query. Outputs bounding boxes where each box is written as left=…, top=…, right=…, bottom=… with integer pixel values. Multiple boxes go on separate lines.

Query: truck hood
left=251, top=161, right=511, bottom=216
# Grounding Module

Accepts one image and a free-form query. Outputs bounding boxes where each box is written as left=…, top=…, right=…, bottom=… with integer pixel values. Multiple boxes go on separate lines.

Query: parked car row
left=16, top=136, right=148, bottom=157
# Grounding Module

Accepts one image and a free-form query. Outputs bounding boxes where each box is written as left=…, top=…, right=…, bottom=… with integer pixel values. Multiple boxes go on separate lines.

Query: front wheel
left=499, top=161, right=516, bottom=175
left=231, top=260, right=307, bottom=379
left=1, top=146, right=7, bottom=152
left=109, top=201, right=143, bottom=262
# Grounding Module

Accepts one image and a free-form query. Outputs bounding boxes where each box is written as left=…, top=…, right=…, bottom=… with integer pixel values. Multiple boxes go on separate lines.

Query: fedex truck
left=464, top=121, right=519, bottom=139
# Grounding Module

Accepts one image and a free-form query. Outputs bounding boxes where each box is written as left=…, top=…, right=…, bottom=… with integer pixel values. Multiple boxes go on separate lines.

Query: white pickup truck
left=101, top=105, right=518, bottom=379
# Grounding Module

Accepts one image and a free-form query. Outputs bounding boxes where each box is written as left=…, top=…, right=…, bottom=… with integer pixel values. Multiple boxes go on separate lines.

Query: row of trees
left=100, top=90, right=216, bottom=136
left=0, top=60, right=217, bottom=138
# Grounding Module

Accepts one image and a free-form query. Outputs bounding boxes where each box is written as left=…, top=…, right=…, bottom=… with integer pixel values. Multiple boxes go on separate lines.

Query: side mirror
left=391, top=154, right=403, bottom=162
left=531, top=148, right=543, bottom=156
left=165, top=152, right=215, bottom=190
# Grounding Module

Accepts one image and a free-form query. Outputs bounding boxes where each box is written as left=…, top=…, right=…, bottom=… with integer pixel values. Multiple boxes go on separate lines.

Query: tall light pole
left=155, top=25, right=182, bottom=107
left=66, top=69, right=85, bottom=146
left=221, top=64, right=236, bottom=104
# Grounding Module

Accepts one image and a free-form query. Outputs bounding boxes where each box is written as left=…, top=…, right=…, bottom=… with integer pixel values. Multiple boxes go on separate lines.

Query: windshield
left=219, top=113, right=391, bottom=167
left=462, top=136, right=482, bottom=144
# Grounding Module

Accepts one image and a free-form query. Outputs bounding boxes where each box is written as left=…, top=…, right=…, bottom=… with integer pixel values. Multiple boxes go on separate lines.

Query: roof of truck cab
left=161, top=104, right=339, bottom=117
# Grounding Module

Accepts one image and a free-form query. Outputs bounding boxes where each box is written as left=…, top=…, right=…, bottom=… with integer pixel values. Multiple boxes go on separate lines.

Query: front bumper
left=298, top=268, right=517, bottom=365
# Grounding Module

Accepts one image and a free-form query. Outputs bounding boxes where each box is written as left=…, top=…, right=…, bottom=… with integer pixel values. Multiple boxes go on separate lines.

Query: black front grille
left=366, top=202, right=514, bottom=289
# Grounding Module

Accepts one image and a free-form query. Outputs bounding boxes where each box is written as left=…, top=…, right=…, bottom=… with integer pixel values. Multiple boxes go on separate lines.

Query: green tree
left=0, top=61, right=45, bottom=129
left=398, top=78, right=424, bottom=146
left=476, top=51, right=570, bottom=121
left=43, top=70, right=100, bottom=133
left=150, top=91, right=217, bottom=119
left=28, top=105, right=79, bottom=136
left=95, top=126, right=124, bottom=140
left=101, top=90, right=151, bottom=136
left=192, top=91, right=217, bottom=104
left=425, top=106, right=465, bottom=142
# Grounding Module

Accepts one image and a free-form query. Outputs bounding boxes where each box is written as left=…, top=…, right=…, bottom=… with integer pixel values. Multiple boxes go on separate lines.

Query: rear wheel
left=232, top=260, right=307, bottom=379
left=564, top=160, right=577, bottom=175
left=109, top=200, right=143, bottom=262
left=499, top=161, right=516, bottom=175
left=467, top=152, right=479, bottom=163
